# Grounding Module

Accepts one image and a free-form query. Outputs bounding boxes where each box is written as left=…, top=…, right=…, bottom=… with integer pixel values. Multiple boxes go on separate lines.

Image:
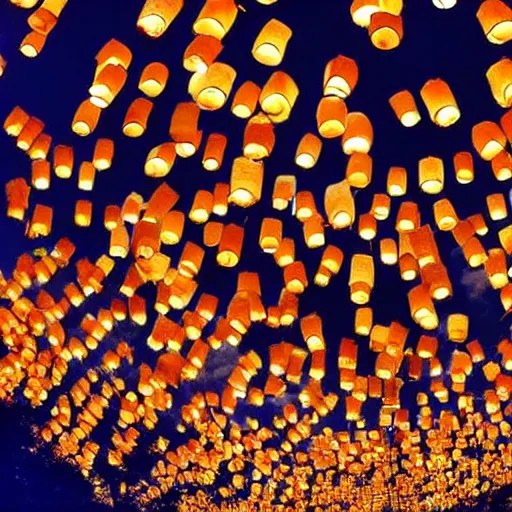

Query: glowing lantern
left=259, top=71, right=299, bottom=124
left=369, top=12, right=403, bottom=50
left=396, top=201, right=420, bottom=232
left=420, top=78, right=460, bottom=127
left=472, top=121, right=507, bottom=160
left=104, top=205, right=121, bottom=231
left=349, top=254, right=374, bottom=304
left=355, top=307, right=373, bottom=335
left=301, top=313, right=325, bottom=352
left=28, top=133, right=51, bottom=160
left=89, top=64, right=127, bottom=109
left=145, top=143, right=176, bottom=177
left=259, top=218, right=282, bottom=253
left=193, top=0, right=238, bottom=40
left=213, top=182, right=229, bottom=215
left=295, top=133, right=322, bottom=169
left=203, top=133, right=227, bottom=171
left=346, top=153, right=373, bottom=188
left=144, top=183, right=179, bottom=223
left=485, top=248, right=508, bottom=288
left=78, top=162, right=95, bottom=191
left=272, top=175, right=296, bottom=210
left=487, top=193, right=508, bottom=221
left=316, top=97, right=347, bottom=138
left=31, top=160, right=50, bottom=190
left=161, top=211, right=184, bottom=245
left=387, top=166, right=407, bottom=196
left=188, top=62, right=236, bottom=110
left=358, top=213, right=377, bottom=241
left=492, top=150, right=512, bottom=181
left=433, top=198, right=458, bottom=231
left=28, top=204, right=53, bottom=238
left=323, top=54, right=358, bottom=98
left=183, top=35, right=223, bottom=73
left=72, top=100, right=101, bottom=137
left=139, top=62, right=169, bottom=97
left=342, top=112, right=373, bottom=154
left=324, top=180, right=354, bottom=229
left=304, top=215, right=325, bottom=248
left=274, top=238, right=295, bottom=267
left=217, top=224, right=244, bottom=267
left=252, top=19, right=292, bottom=66
left=243, top=114, right=275, bottom=159
left=284, top=261, right=308, bottom=294
left=52, top=145, right=73, bottom=179
left=476, top=0, right=512, bottom=45
left=453, top=151, right=474, bottom=184
left=137, top=0, right=183, bottom=38
left=17, top=117, right=44, bottom=150
left=447, top=314, right=469, bottom=343
left=123, top=98, right=153, bottom=137
left=350, top=0, right=380, bottom=27
left=169, top=102, right=202, bottom=157
left=408, top=285, right=438, bottom=330
left=109, top=226, right=129, bottom=258
left=231, top=81, right=260, bottom=119
left=380, top=238, right=397, bottom=265
left=419, top=156, right=444, bottom=194
left=20, top=31, right=47, bottom=58
left=487, top=58, right=512, bottom=107
left=203, top=221, right=223, bottom=247
left=229, top=157, right=264, bottom=207
left=4, top=106, right=29, bottom=137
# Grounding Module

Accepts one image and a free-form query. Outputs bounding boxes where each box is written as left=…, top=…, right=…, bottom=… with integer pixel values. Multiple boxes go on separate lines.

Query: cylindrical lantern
left=355, top=307, right=373, bottom=336
left=433, top=198, right=458, bottom=231
left=349, top=254, right=374, bottom=305
left=380, top=238, right=398, bottom=265
left=295, top=133, right=322, bottom=169
left=259, top=218, right=282, bottom=254
left=78, top=162, right=95, bottom=191
left=231, top=81, right=260, bottom=119
left=296, top=190, right=317, bottom=220
left=203, top=133, right=227, bottom=171
left=486, top=58, right=512, bottom=107
left=53, top=145, right=73, bottom=178
left=20, top=31, right=47, bottom=58
left=183, top=34, right=223, bottom=73
left=369, top=12, right=403, bottom=50
left=324, top=180, right=355, bottom=229
left=161, top=211, right=185, bottom=245
left=420, top=78, right=460, bottom=127
left=472, top=121, right=507, bottom=161
left=136, top=0, right=184, bottom=38
left=303, top=215, right=325, bottom=248
left=447, top=313, right=469, bottom=343
left=95, top=39, right=132, bottom=74
left=284, top=261, right=308, bottom=294
left=358, top=213, right=377, bottom=241
left=453, top=151, right=474, bottom=184
left=476, top=0, right=512, bottom=45
left=408, top=285, right=438, bottom=330
left=213, top=182, right=229, bottom=216
left=463, top=237, right=487, bottom=268
left=169, top=102, right=202, bottom=157
left=188, top=62, right=236, bottom=110
left=145, top=143, right=176, bottom=178
left=217, top=224, right=244, bottom=267
left=31, top=160, right=50, bottom=190
left=203, top=221, right=223, bottom=247
left=28, top=0, right=68, bottom=35
left=72, top=100, right=101, bottom=137
left=387, top=166, right=407, bottom=196
left=93, top=138, right=114, bottom=171
left=6, top=178, right=30, bottom=221
left=17, top=116, right=44, bottom=150
left=370, top=193, right=391, bottom=220
left=28, top=133, right=51, bottom=160
left=274, top=238, right=295, bottom=267
left=260, top=71, right=299, bottom=124
left=346, top=153, right=372, bottom=188
left=229, top=156, right=264, bottom=207
left=122, top=98, right=153, bottom=137
left=350, top=0, right=380, bottom=27
left=139, top=62, right=169, bottom=97
left=485, top=248, right=508, bottom=289
left=89, top=64, right=128, bottom=109
left=75, top=200, right=92, bottom=227
left=342, top=112, right=373, bottom=154
left=396, top=201, right=420, bottom=232
left=419, top=156, right=444, bottom=194
left=487, top=193, right=508, bottom=220
left=492, top=150, right=512, bottom=181
left=243, top=113, right=275, bottom=159
left=389, top=90, right=421, bottom=127
left=104, top=205, right=121, bottom=231
left=316, top=96, right=348, bottom=138
left=189, top=190, right=213, bottom=224
left=193, top=0, right=238, bottom=40
left=272, top=174, right=296, bottom=210
left=323, top=54, right=358, bottom=98
left=252, top=18, right=292, bottom=66
left=4, top=106, right=30, bottom=137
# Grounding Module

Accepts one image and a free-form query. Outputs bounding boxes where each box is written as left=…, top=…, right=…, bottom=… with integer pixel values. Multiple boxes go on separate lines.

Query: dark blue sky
left=0, top=0, right=511, bottom=510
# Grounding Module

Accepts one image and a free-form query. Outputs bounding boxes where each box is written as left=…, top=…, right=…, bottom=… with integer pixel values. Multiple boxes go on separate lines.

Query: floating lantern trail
left=1, top=0, right=512, bottom=511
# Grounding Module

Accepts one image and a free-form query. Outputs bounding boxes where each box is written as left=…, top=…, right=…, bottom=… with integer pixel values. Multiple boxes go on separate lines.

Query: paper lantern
left=189, top=190, right=213, bottom=224
left=243, top=114, right=275, bottom=159
left=419, top=156, right=444, bottom=194
left=17, top=116, right=45, bottom=150
left=217, top=224, right=244, bottom=267
left=72, top=100, right=101, bottom=137
left=160, top=211, right=185, bottom=245
left=139, top=62, right=169, bottom=97
left=417, top=335, right=438, bottom=359
left=301, top=313, right=325, bottom=351
left=389, top=90, right=421, bottom=127
left=346, top=153, right=373, bottom=188
left=447, top=314, right=469, bottom=343
left=453, top=151, right=474, bottom=184
left=193, top=0, right=238, bottom=40
left=295, top=133, right=322, bottom=169
left=350, top=0, right=380, bottom=27
left=303, top=215, right=325, bottom=248
left=104, top=205, right=121, bottom=231
left=358, top=213, right=377, bottom=241
left=463, top=237, right=487, bottom=268
left=387, top=166, right=407, bottom=196
left=433, top=198, right=458, bottom=231
left=89, top=64, right=128, bottom=109
left=396, top=201, right=420, bottom=232
left=408, top=285, right=438, bottom=330
left=487, top=58, right=512, bottom=108
left=31, top=160, right=50, bottom=190
left=78, top=162, right=95, bottom=191
left=123, top=98, right=153, bottom=137
left=203, top=221, right=223, bottom=247
left=492, top=150, right=512, bottom=181
left=144, top=183, right=179, bottom=223
left=183, top=34, right=223, bottom=73
left=188, top=62, right=236, bottom=110
left=476, top=0, right=512, bottom=45
left=213, top=182, right=229, bottom=216
left=252, top=19, right=292, bottom=66
left=93, top=138, right=114, bottom=171
left=316, top=96, right=348, bottom=138
left=349, top=254, right=374, bottom=304
left=380, top=238, right=397, bottom=265
left=229, top=157, right=264, bottom=207
left=203, top=133, right=227, bottom=171
left=341, top=112, right=373, bottom=154
left=485, top=248, right=508, bottom=289
left=323, top=54, right=358, bottom=98
left=259, top=218, right=282, bottom=253
left=355, top=307, right=373, bottom=335
left=28, top=204, right=53, bottom=238
left=272, top=175, right=296, bottom=210
left=324, top=180, right=355, bottom=229
left=370, top=193, right=391, bottom=220
left=52, top=145, right=73, bottom=178
left=4, top=106, right=29, bottom=137
left=274, top=238, right=295, bottom=267
left=369, top=12, right=403, bottom=50
left=20, top=31, right=47, bottom=58
left=145, top=143, right=176, bottom=177
left=28, top=0, right=68, bottom=35
left=420, top=78, right=460, bottom=127
left=95, top=39, right=132, bottom=74
left=169, top=102, right=202, bottom=157
left=259, top=71, right=299, bottom=124
left=487, top=193, right=508, bottom=220
left=28, top=133, right=51, bottom=160
left=137, top=0, right=183, bottom=38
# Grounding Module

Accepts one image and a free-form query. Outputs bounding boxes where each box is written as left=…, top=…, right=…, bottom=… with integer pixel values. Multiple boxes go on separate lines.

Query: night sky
left=0, top=0, right=511, bottom=510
